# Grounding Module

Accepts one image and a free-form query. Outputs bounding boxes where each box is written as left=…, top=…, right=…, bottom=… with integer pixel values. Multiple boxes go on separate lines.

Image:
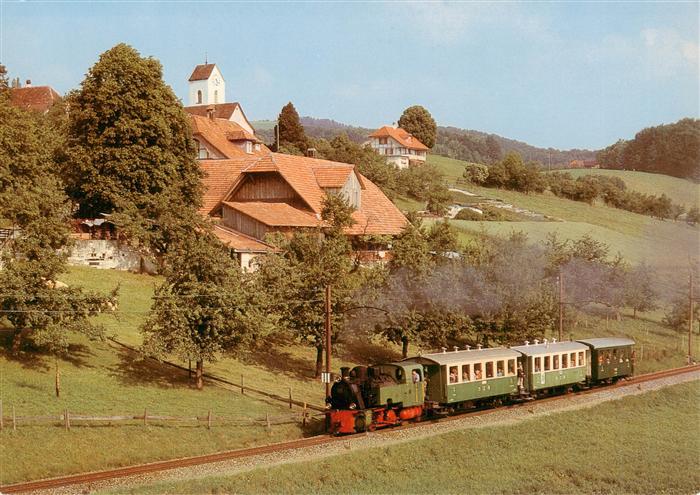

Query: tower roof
left=189, top=64, right=217, bottom=81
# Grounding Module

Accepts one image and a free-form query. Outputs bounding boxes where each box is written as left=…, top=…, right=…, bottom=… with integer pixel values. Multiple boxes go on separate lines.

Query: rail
left=2, top=364, right=697, bottom=494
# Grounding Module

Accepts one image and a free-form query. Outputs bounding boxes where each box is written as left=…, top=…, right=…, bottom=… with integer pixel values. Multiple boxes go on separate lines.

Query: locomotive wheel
left=354, top=415, right=367, bottom=433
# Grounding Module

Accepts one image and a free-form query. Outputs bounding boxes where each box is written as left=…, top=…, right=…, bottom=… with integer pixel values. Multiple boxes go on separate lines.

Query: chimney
left=206, top=105, right=215, bottom=121
left=306, top=148, right=317, bottom=158
left=25, top=79, right=32, bottom=87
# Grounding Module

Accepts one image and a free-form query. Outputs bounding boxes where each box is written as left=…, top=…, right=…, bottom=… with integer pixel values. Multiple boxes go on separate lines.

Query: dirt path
left=40, top=370, right=699, bottom=495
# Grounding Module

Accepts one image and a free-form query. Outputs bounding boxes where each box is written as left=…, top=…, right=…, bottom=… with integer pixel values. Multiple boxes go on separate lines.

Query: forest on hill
left=596, top=118, right=700, bottom=181
left=254, top=116, right=596, bottom=168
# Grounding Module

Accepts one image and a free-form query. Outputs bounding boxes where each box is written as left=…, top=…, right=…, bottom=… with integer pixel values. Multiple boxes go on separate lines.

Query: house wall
left=230, top=106, right=255, bottom=135
left=188, top=66, right=225, bottom=106
left=340, top=172, right=362, bottom=209
left=366, top=137, right=426, bottom=168
left=222, top=206, right=269, bottom=240
left=67, top=240, right=143, bottom=271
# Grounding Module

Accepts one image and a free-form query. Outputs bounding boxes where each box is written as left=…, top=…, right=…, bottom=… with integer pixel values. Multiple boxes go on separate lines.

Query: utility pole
left=689, top=272, right=694, bottom=365
left=325, top=285, right=332, bottom=398
left=559, top=267, right=564, bottom=342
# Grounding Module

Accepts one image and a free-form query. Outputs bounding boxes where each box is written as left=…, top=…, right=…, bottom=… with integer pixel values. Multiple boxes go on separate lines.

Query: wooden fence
left=0, top=400, right=321, bottom=432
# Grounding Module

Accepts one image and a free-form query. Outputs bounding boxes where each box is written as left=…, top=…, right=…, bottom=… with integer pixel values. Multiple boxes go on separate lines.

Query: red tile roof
left=213, top=225, right=273, bottom=252
left=188, top=64, right=217, bottom=81
left=9, top=86, right=61, bottom=113
left=345, top=174, right=408, bottom=236
left=190, top=115, right=267, bottom=159
left=313, top=165, right=354, bottom=189
left=185, top=103, right=239, bottom=120
left=369, top=126, right=429, bottom=151
left=223, top=201, right=322, bottom=227
left=199, top=158, right=254, bottom=215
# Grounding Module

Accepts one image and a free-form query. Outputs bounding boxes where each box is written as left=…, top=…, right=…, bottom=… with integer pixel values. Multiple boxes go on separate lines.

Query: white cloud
left=589, top=28, right=698, bottom=79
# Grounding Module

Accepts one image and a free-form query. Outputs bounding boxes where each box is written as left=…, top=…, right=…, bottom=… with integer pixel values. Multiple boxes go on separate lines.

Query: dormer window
left=245, top=141, right=253, bottom=154
left=196, top=139, right=209, bottom=159
left=197, top=90, right=202, bottom=104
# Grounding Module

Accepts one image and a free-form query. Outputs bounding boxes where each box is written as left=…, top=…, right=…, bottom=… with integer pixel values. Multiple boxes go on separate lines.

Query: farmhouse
left=366, top=126, right=428, bottom=169
left=9, top=80, right=61, bottom=114
left=186, top=64, right=408, bottom=270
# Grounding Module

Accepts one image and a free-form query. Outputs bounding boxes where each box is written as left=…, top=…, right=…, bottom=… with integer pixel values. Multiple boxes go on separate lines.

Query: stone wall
left=67, top=240, right=143, bottom=271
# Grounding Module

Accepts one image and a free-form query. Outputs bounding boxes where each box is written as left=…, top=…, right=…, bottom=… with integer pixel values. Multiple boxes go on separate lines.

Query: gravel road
left=36, top=370, right=699, bottom=495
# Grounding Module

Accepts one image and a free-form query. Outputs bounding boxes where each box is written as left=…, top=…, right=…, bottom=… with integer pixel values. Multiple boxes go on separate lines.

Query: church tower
left=188, top=63, right=225, bottom=106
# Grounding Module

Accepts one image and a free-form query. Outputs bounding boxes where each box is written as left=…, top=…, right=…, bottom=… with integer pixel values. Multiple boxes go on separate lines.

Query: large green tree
left=398, top=105, right=437, bottom=149
left=63, top=43, right=202, bottom=255
left=0, top=72, right=114, bottom=390
left=275, top=102, right=309, bottom=153
left=141, top=229, right=270, bottom=389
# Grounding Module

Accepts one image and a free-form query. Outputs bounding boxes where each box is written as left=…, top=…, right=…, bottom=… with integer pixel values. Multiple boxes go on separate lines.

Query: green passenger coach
left=576, top=338, right=635, bottom=382
left=510, top=340, right=589, bottom=394
left=406, top=347, right=521, bottom=406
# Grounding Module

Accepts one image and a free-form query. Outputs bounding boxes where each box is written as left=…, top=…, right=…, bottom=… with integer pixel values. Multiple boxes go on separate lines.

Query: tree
left=624, top=262, right=658, bottom=318
left=485, top=135, right=502, bottom=162
left=426, top=219, right=459, bottom=255
left=141, top=230, right=268, bottom=389
left=0, top=86, right=115, bottom=394
left=255, top=195, right=357, bottom=377
left=63, top=43, right=202, bottom=255
left=275, top=102, right=308, bottom=153
left=463, top=162, right=489, bottom=184
left=687, top=206, right=700, bottom=226
left=398, top=105, right=437, bottom=149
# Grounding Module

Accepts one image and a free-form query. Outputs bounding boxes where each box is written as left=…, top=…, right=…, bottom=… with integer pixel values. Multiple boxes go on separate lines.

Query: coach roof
left=510, top=341, right=588, bottom=357
left=406, top=347, right=520, bottom=366
left=576, top=338, right=635, bottom=349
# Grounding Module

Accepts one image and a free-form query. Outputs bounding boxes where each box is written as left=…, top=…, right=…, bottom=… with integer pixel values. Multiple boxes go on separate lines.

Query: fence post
left=288, top=387, right=293, bottom=409
left=64, top=409, right=70, bottom=430
left=143, top=408, right=148, bottom=426
left=0, top=399, right=3, bottom=431
left=12, top=405, right=16, bottom=431
left=266, top=412, right=271, bottom=434
left=302, top=402, right=307, bottom=427
left=241, top=374, right=245, bottom=395
left=207, top=410, right=212, bottom=430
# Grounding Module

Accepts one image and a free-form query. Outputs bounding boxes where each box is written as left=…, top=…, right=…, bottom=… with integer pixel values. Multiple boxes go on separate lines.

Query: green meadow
left=111, top=380, right=700, bottom=495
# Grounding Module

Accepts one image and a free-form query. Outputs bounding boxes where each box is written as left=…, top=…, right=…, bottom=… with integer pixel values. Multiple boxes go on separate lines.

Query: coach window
left=449, top=366, right=458, bottom=383
left=485, top=362, right=494, bottom=379
left=534, top=357, right=542, bottom=372
left=496, top=360, right=505, bottom=377
left=544, top=356, right=551, bottom=371
left=562, top=354, right=568, bottom=369
left=553, top=355, right=560, bottom=370
left=474, top=363, right=483, bottom=380
left=578, top=351, right=585, bottom=366
left=570, top=352, right=577, bottom=367
left=461, top=364, right=471, bottom=381
left=507, top=359, right=516, bottom=376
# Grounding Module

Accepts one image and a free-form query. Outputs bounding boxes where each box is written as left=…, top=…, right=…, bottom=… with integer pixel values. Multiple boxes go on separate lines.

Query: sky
left=1, top=1, right=698, bottom=150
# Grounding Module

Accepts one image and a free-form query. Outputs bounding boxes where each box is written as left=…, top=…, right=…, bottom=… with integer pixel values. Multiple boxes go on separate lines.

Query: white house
left=366, top=126, right=429, bottom=169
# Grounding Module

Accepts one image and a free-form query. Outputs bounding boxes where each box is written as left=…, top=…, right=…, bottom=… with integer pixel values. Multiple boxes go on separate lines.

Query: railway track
left=2, top=364, right=698, bottom=494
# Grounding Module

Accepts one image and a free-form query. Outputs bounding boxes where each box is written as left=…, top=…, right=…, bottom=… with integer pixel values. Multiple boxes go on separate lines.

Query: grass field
left=113, top=380, right=700, bottom=495
left=560, top=169, right=700, bottom=210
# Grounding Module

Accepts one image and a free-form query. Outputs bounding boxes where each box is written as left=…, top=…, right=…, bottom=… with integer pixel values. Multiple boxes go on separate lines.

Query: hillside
left=250, top=117, right=596, bottom=167
left=560, top=169, right=700, bottom=210
left=425, top=155, right=699, bottom=270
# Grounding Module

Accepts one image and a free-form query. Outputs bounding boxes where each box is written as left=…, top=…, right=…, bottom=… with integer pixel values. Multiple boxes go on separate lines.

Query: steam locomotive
left=326, top=337, right=634, bottom=435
